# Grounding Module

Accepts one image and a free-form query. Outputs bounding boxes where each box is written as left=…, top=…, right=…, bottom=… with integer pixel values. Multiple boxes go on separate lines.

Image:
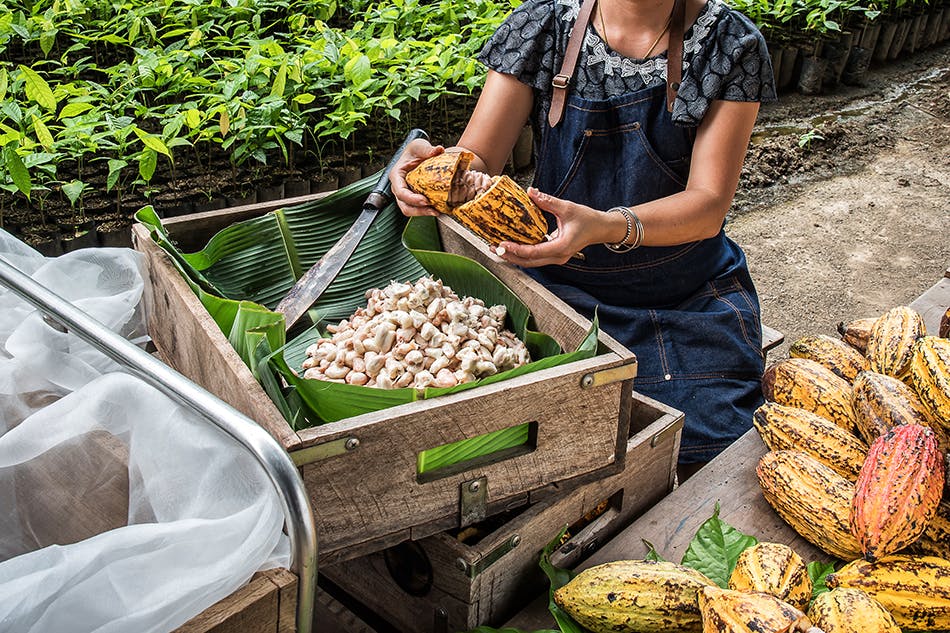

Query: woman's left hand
left=495, top=188, right=603, bottom=267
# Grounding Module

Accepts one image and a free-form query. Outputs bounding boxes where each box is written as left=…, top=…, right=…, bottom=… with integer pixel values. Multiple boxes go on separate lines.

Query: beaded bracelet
left=605, top=206, right=643, bottom=253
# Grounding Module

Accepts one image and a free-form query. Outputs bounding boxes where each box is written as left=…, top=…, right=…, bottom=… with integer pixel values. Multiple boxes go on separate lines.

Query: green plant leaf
left=807, top=560, right=837, bottom=602
left=138, top=148, right=157, bottom=182
left=680, top=502, right=758, bottom=587
left=3, top=144, right=31, bottom=199
left=343, top=54, right=372, bottom=86
left=59, top=102, right=94, bottom=119
left=538, top=527, right=585, bottom=633
left=185, top=109, right=202, bottom=129
left=31, top=114, right=54, bottom=151
left=270, top=62, right=287, bottom=98
left=62, top=180, right=86, bottom=207
left=0, top=69, right=7, bottom=102
left=107, top=159, right=128, bottom=192
left=18, top=65, right=56, bottom=111
left=642, top=539, right=666, bottom=562
left=133, top=127, right=171, bottom=157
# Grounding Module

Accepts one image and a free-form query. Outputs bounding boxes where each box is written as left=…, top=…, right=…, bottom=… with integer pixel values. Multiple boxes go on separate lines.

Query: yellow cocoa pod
left=911, top=501, right=950, bottom=559
left=826, top=555, right=950, bottom=631
left=552, top=559, right=714, bottom=633
left=752, top=402, right=866, bottom=481
left=866, top=306, right=926, bottom=382
left=406, top=151, right=546, bottom=246
left=909, top=336, right=950, bottom=433
left=762, top=358, right=856, bottom=433
left=698, top=586, right=813, bottom=633
left=838, top=317, right=876, bottom=354
left=756, top=450, right=862, bottom=560
left=789, top=333, right=869, bottom=383
left=728, top=542, right=813, bottom=611
left=806, top=588, right=901, bottom=633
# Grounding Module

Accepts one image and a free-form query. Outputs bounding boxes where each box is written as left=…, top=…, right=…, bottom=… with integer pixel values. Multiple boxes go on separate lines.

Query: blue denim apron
left=528, top=81, right=765, bottom=463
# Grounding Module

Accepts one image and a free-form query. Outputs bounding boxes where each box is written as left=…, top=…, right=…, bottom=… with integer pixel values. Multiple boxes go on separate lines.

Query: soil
left=713, top=42, right=950, bottom=359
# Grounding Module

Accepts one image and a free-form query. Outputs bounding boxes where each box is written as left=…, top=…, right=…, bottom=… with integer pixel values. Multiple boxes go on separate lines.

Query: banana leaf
left=135, top=177, right=599, bottom=473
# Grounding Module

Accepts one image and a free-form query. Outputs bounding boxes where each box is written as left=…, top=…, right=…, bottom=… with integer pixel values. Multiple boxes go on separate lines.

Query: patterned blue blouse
left=477, top=0, right=777, bottom=129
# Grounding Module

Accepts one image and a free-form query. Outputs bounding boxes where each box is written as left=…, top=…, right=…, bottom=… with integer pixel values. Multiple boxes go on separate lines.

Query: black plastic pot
left=283, top=178, right=311, bottom=198
left=798, top=55, right=828, bottom=95
left=873, top=21, right=899, bottom=64
left=778, top=45, right=800, bottom=92
left=902, top=14, right=925, bottom=54
left=841, top=46, right=873, bottom=86
left=888, top=18, right=912, bottom=60
left=821, top=31, right=853, bottom=90
left=923, top=9, right=944, bottom=47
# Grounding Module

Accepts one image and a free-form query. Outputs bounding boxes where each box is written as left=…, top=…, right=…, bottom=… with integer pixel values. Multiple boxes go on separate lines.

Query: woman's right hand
left=390, top=139, right=445, bottom=217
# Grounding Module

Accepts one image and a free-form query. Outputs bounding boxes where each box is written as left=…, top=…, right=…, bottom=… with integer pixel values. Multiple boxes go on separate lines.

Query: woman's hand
left=495, top=188, right=609, bottom=267
left=390, top=139, right=444, bottom=217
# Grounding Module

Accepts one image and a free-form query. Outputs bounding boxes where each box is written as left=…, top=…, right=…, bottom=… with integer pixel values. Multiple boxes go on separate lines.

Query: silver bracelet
left=605, top=206, right=643, bottom=253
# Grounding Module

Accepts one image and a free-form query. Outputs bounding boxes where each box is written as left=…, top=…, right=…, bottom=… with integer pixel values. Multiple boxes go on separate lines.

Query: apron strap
left=548, top=0, right=688, bottom=127
left=548, top=0, right=598, bottom=128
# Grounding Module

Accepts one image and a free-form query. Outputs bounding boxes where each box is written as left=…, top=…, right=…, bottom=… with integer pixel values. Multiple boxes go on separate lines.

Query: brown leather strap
left=666, top=0, right=687, bottom=112
left=548, top=0, right=598, bottom=128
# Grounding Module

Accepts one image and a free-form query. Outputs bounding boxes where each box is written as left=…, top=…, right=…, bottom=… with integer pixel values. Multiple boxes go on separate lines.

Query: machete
left=275, top=128, right=428, bottom=331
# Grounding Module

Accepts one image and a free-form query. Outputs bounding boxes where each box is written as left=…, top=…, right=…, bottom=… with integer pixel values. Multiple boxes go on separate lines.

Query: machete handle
left=367, top=128, right=428, bottom=207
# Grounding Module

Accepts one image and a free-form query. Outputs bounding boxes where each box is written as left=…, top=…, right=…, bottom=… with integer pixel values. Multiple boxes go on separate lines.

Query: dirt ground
left=727, top=42, right=950, bottom=359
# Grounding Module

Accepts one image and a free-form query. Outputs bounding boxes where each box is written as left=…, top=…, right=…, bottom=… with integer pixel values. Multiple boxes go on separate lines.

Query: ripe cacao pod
left=838, top=317, right=876, bottom=354
left=806, top=588, right=901, bottom=633
left=909, top=336, right=950, bottom=432
left=851, top=370, right=938, bottom=445
left=789, top=333, right=869, bottom=383
left=552, top=559, right=714, bottom=632
left=850, top=423, right=945, bottom=562
left=762, top=358, right=856, bottom=432
left=406, top=150, right=547, bottom=246
left=865, top=306, right=926, bottom=382
left=728, top=542, right=813, bottom=611
left=911, top=501, right=950, bottom=559
left=756, top=450, right=862, bottom=560
left=752, top=402, right=866, bottom=480
left=698, top=586, right=813, bottom=633
left=826, top=554, right=950, bottom=631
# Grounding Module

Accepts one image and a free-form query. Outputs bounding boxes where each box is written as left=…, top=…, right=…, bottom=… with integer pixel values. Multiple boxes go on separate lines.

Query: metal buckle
left=552, top=74, right=570, bottom=89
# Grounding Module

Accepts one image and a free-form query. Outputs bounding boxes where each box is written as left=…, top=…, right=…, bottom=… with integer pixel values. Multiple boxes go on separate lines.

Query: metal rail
left=0, top=257, right=318, bottom=633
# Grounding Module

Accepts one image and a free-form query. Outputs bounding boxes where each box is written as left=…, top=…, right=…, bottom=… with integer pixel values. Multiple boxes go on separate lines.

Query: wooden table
left=503, top=267, right=950, bottom=631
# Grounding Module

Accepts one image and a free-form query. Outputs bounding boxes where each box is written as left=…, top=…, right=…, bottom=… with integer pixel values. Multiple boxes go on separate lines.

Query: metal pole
left=0, top=257, right=317, bottom=633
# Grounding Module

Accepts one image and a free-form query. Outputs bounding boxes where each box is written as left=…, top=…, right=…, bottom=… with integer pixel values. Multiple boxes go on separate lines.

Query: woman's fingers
left=390, top=141, right=445, bottom=216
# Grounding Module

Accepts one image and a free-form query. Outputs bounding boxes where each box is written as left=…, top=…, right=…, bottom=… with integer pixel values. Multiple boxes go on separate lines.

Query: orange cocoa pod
left=405, top=150, right=473, bottom=214
left=851, top=371, right=941, bottom=447
left=849, top=423, right=945, bottom=562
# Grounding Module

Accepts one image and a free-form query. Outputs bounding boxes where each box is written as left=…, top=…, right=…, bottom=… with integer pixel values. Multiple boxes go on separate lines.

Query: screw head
left=509, top=534, right=521, bottom=548
left=344, top=437, right=360, bottom=451
left=468, top=480, right=480, bottom=493
left=455, top=557, right=467, bottom=572
left=581, top=374, right=594, bottom=388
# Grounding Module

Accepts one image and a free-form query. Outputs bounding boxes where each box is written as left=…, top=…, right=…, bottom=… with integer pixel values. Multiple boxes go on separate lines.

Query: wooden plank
left=322, top=395, right=683, bottom=633
left=174, top=571, right=282, bottom=633
left=132, top=225, right=303, bottom=451
left=909, top=274, right=950, bottom=333
left=761, top=324, right=784, bottom=352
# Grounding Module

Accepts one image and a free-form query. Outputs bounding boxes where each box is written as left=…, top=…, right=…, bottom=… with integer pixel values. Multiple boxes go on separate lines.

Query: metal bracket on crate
left=455, top=533, right=522, bottom=579
left=459, top=476, right=488, bottom=528
left=289, top=435, right=360, bottom=466
left=580, top=359, right=638, bottom=389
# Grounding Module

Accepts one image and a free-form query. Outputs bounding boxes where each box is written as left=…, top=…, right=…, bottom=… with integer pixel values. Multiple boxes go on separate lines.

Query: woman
left=391, top=0, right=776, bottom=471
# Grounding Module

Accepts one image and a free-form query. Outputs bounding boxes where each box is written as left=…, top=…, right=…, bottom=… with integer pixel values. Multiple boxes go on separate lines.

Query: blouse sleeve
left=476, top=0, right=562, bottom=91
left=673, top=5, right=777, bottom=126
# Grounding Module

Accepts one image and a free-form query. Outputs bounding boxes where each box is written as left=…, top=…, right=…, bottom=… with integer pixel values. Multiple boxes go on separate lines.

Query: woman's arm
left=497, top=99, right=761, bottom=267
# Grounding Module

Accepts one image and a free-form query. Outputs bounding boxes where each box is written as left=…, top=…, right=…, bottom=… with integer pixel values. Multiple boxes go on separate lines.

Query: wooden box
left=319, top=392, right=683, bottom=633
left=132, top=195, right=638, bottom=565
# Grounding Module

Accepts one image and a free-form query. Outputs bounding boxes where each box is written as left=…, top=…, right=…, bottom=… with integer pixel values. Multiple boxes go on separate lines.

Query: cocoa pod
left=865, top=306, right=926, bottom=382
left=850, top=423, right=945, bottom=562
left=762, top=358, right=856, bottom=432
left=909, top=336, right=950, bottom=434
left=752, top=402, right=866, bottom=480
left=728, top=542, right=813, bottom=611
left=807, top=588, right=901, bottom=633
left=552, top=559, right=714, bottom=632
left=698, top=586, right=814, bottom=633
left=940, top=306, right=949, bottom=338
left=838, top=317, right=876, bottom=354
left=851, top=370, right=942, bottom=447
left=789, top=333, right=869, bottom=383
left=756, top=450, right=862, bottom=560
left=826, top=554, right=950, bottom=631
left=911, top=501, right=950, bottom=559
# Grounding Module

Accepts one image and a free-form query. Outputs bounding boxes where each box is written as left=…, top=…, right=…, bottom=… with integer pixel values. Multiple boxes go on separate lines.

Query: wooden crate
left=175, top=569, right=297, bottom=633
left=132, top=195, right=638, bottom=565
left=319, top=392, right=683, bottom=633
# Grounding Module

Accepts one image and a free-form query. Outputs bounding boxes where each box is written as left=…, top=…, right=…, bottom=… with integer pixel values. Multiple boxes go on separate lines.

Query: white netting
left=0, top=231, right=291, bottom=632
